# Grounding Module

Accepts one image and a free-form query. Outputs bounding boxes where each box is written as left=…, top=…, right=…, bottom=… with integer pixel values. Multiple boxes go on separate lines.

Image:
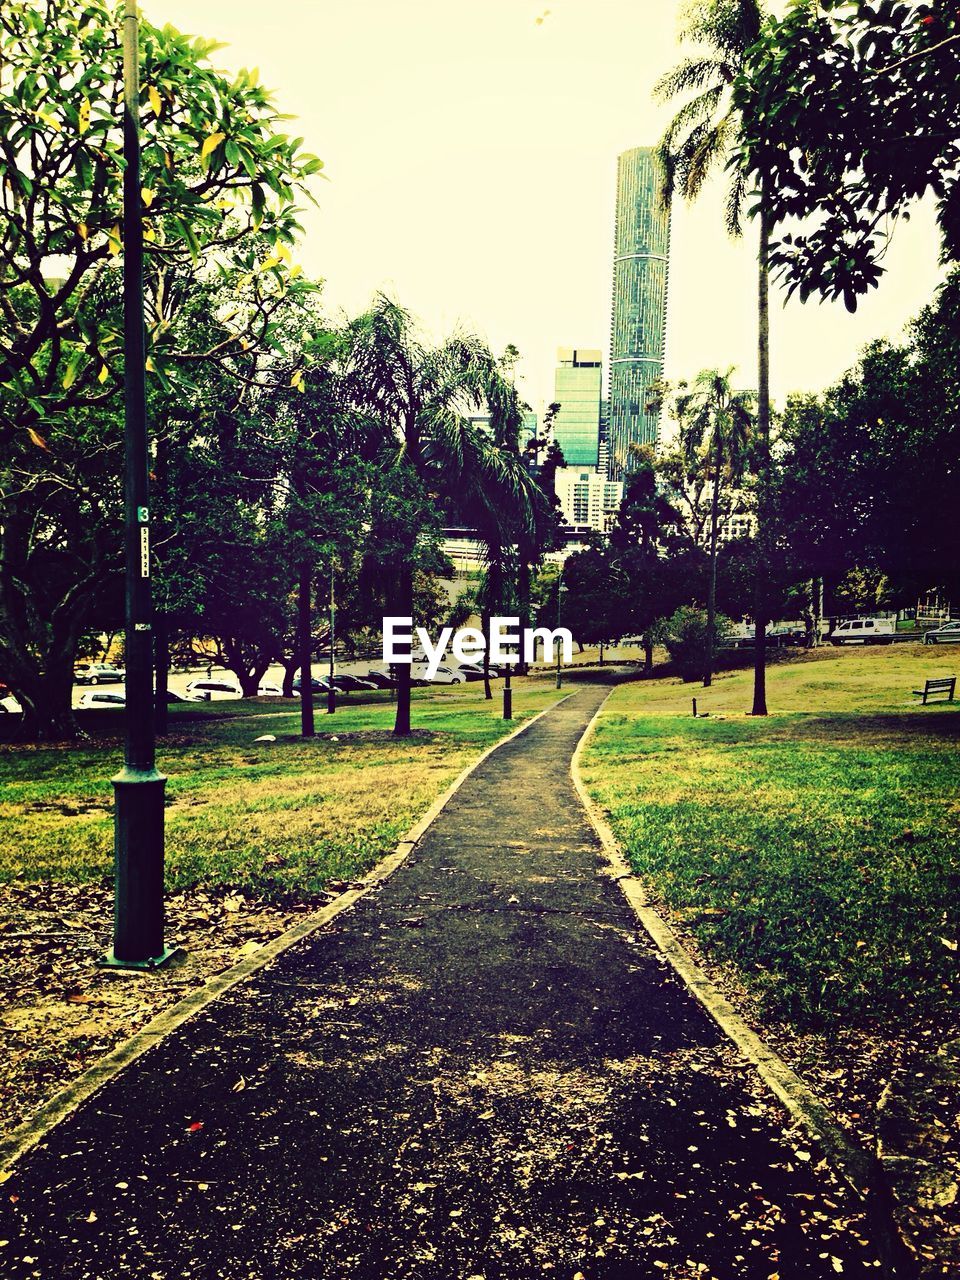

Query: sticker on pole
left=140, top=525, right=150, bottom=578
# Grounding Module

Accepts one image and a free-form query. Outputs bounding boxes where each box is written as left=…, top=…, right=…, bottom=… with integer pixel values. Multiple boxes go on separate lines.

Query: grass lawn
left=580, top=644, right=960, bottom=1032
left=0, top=680, right=560, bottom=898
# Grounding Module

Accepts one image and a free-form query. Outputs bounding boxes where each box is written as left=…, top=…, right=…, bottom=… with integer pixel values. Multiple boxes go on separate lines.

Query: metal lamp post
left=102, top=2, right=177, bottom=969
left=556, top=575, right=567, bottom=690
left=327, top=568, right=336, bottom=714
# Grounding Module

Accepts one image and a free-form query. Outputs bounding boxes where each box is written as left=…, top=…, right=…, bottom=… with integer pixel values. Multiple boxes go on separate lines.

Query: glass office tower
left=553, top=348, right=602, bottom=467
left=608, top=146, right=671, bottom=477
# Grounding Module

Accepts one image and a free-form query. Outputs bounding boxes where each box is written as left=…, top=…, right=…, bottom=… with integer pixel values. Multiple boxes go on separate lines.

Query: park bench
left=912, top=676, right=956, bottom=705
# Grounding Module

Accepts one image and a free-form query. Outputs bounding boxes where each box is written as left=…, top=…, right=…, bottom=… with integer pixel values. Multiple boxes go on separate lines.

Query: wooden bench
left=913, top=676, right=956, bottom=704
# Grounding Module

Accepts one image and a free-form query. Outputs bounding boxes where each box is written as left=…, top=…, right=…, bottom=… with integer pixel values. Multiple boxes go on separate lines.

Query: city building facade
left=552, top=348, right=602, bottom=467
left=607, top=146, right=671, bottom=477
left=554, top=468, right=623, bottom=533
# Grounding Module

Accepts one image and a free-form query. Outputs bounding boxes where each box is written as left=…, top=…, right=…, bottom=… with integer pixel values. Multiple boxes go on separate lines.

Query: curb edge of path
left=0, top=694, right=571, bottom=1176
left=569, top=695, right=878, bottom=1197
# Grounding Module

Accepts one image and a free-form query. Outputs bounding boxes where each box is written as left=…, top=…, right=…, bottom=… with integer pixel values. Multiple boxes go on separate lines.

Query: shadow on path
left=1, top=685, right=883, bottom=1278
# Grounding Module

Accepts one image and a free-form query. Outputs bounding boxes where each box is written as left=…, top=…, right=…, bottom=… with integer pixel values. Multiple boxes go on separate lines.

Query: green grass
left=0, top=681, right=560, bottom=899
left=581, top=646, right=960, bottom=1031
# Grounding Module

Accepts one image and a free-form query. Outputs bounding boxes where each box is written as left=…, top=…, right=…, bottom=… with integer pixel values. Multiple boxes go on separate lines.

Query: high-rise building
left=554, top=468, right=623, bottom=533
left=552, top=348, right=602, bottom=467
left=608, top=146, right=671, bottom=477
left=597, top=399, right=610, bottom=477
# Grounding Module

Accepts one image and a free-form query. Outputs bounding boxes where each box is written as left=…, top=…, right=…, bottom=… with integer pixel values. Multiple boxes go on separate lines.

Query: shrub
left=662, top=606, right=733, bottom=682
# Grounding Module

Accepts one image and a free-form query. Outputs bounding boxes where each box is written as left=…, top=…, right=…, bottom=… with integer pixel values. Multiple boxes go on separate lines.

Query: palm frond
left=723, top=157, right=747, bottom=237
left=654, top=55, right=726, bottom=103
left=677, top=118, right=730, bottom=200
left=658, top=82, right=725, bottom=153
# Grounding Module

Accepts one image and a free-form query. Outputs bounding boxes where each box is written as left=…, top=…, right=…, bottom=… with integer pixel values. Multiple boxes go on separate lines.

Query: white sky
left=149, top=0, right=946, bottom=418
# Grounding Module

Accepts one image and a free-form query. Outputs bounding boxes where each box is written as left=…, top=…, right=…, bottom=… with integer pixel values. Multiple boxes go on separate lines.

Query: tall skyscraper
left=552, top=347, right=602, bottom=467
left=608, top=146, right=671, bottom=477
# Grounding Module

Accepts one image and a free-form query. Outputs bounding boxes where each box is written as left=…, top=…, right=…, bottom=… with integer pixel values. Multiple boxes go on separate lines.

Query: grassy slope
left=0, top=682, right=559, bottom=898
left=581, top=644, right=960, bottom=1031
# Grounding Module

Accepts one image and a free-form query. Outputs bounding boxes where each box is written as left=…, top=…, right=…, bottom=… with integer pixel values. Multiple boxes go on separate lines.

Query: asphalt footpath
left=0, top=681, right=885, bottom=1279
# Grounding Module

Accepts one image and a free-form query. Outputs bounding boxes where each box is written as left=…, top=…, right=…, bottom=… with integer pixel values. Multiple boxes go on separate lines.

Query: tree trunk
left=281, top=657, right=298, bottom=698
left=298, top=560, right=314, bottom=738
left=516, top=560, right=531, bottom=675
left=643, top=634, right=654, bottom=673
left=704, top=431, right=722, bottom=688
left=393, top=566, right=413, bottom=737
left=154, top=608, right=169, bottom=735
left=482, top=608, right=492, bottom=701
left=3, top=597, right=91, bottom=739
left=238, top=667, right=269, bottom=698
left=16, top=661, right=78, bottom=741
left=751, top=202, right=772, bottom=716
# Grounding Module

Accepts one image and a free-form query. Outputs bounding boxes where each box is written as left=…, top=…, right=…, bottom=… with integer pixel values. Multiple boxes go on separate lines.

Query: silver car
left=78, top=689, right=126, bottom=708
left=923, top=621, right=960, bottom=644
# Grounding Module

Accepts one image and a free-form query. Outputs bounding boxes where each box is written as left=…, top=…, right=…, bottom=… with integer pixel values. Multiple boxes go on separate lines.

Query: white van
left=829, top=618, right=895, bottom=645
left=183, top=678, right=243, bottom=701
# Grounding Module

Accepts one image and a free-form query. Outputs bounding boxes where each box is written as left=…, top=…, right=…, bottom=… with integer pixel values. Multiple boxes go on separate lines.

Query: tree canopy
left=734, top=0, right=960, bottom=309
left=0, top=0, right=324, bottom=438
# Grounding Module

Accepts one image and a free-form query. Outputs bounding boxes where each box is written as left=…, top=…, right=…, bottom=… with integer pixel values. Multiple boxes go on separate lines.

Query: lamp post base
left=98, top=945, right=185, bottom=971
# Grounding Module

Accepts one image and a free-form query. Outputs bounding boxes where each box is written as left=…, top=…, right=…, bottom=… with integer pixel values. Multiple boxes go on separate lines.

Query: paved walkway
left=2, top=685, right=882, bottom=1278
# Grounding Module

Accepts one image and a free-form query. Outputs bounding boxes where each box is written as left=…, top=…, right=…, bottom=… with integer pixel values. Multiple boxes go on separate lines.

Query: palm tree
left=677, top=368, right=753, bottom=686
left=479, top=356, right=556, bottom=686
left=343, top=295, right=543, bottom=736
left=655, top=0, right=773, bottom=713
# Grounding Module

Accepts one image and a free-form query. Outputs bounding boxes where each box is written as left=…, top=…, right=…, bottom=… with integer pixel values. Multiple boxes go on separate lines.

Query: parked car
left=722, top=623, right=807, bottom=650
left=183, top=679, right=242, bottom=702
left=768, top=624, right=808, bottom=646
left=292, top=675, right=332, bottom=692
left=78, top=689, right=126, bottom=709
left=74, top=662, right=125, bottom=685
left=257, top=681, right=285, bottom=696
left=364, top=670, right=396, bottom=689
left=410, top=664, right=465, bottom=685
left=455, top=662, right=500, bottom=680
left=331, top=674, right=378, bottom=692
left=923, top=621, right=960, bottom=644
left=828, top=618, right=896, bottom=645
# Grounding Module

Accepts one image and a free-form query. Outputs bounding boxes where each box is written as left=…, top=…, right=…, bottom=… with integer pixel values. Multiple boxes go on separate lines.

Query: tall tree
left=0, top=1, right=323, bottom=738
left=675, top=370, right=753, bottom=685
left=608, top=451, right=689, bottom=670
left=655, top=0, right=775, bottom=712
left=342, top=296, right=542, bottom=736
